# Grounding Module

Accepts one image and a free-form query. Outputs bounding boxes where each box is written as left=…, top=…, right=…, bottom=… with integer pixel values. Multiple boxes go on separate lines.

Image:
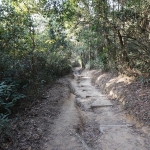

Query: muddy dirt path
left=45, top=69, right=150, bottom=150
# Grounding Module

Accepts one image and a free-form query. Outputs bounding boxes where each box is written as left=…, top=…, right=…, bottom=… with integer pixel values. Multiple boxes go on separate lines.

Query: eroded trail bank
left=45, top=69, right=150, bottom=150
left=91, top=70, right=150, bottom=126
left=0, top=78, right=71, bottom=150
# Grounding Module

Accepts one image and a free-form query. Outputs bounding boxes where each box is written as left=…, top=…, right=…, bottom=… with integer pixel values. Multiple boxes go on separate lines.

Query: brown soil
left=1, top=69, right=150, bottom=150
left=91, top=70, right=150, bottom=126
left=73, top=70, right=150, bottom=150
left=0, top=77, right=71, bottom=150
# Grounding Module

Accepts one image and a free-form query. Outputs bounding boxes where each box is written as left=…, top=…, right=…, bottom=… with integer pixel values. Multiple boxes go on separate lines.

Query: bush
left=0, top=80, right=26, bottom=114
left=85, top=57, right=109, bottom=71
left=0, top=114, right=9, bottom=131
left=46, top=52, right=71, bottom=77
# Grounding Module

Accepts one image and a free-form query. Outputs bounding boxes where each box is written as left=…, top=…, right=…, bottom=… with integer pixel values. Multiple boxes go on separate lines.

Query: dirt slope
left=1, top=69, right=150, bottom=150
left=91, top=70, right=150, bottom=126
left=45, top=69, right=150, bottom=150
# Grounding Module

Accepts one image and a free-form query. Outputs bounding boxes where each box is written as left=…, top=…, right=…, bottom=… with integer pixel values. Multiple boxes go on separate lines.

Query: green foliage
left=85, top=56, right=109, bottom=71
left=47, top=52, right=71, bottom=78
left=69, top=0, right=150, bottom=76
left=0, top=0, right=72, bottom=133
left=0, top=80, right=26, bottom=114
left=0, top=114, right=9, bottom=131
left=0, top=0, right=150, bottom=141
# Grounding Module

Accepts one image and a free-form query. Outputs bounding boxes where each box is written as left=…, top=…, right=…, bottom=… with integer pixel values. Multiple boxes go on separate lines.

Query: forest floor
left=1, top=68, right=150, bottom=150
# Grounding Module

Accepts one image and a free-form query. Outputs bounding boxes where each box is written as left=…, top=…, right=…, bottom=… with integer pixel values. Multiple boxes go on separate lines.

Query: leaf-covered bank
left=92, top=70, right=150, bottom=126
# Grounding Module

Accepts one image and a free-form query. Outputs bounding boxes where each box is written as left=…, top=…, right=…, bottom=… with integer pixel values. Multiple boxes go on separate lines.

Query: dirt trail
left=45, top=69, right=150, bottom=150
left=45, top=93, right=84, bottom=150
